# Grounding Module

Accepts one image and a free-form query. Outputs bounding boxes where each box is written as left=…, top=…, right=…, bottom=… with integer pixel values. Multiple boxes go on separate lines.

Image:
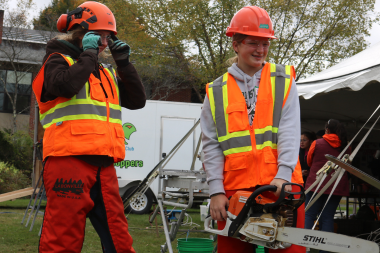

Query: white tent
left=296, top=42, right=380, bottom=141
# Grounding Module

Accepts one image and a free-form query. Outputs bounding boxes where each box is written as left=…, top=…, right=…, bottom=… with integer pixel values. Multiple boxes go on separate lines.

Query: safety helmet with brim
left=56, top=1, right=117, bottom=35
left=226, top=6, right=277, bottom=39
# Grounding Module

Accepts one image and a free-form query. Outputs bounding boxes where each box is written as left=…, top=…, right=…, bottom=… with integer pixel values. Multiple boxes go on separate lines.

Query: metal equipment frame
left=148, top=119, right=209, bottom=253
left=21, top=102, right=45, bottom=235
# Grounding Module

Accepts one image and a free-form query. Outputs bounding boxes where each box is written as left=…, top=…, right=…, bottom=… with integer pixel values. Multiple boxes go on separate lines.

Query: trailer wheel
left=123, top=187, right=154, bottom=214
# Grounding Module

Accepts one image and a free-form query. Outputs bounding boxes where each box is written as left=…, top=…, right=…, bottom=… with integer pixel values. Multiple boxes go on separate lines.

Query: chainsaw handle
left=204, top=215, right=231, bottom=236
left=250, top=185, right=278, bottom=200
left=264, top=182, right=305, bottom=210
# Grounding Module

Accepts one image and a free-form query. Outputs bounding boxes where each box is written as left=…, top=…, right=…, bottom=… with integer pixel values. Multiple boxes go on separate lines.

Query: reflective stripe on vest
left=208, top=73, right=252, bottom=156
left=39, top=55, right=122, bottom=128
left=254, top=64, right=292, bottom=150
left=208, top=63, right=293, bottom=155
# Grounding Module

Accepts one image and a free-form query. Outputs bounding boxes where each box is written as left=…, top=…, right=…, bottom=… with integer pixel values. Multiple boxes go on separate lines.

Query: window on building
left=0, top=70, right=32, bottom=114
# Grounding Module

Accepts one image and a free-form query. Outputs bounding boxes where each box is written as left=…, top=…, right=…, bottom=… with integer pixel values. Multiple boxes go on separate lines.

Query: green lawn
left=0, top=199, right=213, bottom=253
left=0, top=199, right=336, bottom=253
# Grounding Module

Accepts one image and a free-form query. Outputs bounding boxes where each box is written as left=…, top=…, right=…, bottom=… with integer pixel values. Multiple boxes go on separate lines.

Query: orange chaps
left=217, top=188, right=306, bottom=253
left=39, top=156, right=135, bottom=253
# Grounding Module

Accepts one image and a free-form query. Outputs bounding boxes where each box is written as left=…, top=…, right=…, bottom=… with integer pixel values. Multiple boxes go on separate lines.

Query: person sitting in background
left=300, top=131, right=316, bottom=184
left=304, top=119, right=350, bottom=253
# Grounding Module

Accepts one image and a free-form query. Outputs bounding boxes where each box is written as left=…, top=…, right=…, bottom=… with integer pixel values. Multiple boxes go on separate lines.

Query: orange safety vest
left=206, top=63, right=303, bottom=190
left=32, top=53, right=125, bottom=162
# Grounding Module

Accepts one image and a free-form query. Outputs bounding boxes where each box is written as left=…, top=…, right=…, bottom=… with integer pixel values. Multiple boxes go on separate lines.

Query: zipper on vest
left=99, top=82, right=108, bottom=98
left=99, top=65, right=114, bottom=99
left=249, top=124, right=255, bottom=154
left=95, top=64, right=108, bottom=99
left=106, top=98, right=115, bottom=156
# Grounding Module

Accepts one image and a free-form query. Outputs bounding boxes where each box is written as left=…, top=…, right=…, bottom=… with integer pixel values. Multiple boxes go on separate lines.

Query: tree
left=33, top=0, right=85, bottom=31
left=138, top=62, right=195, bottom=100
left=258, top=0, right=379, bottom=79
left=101, top=0, right=378, bottom=101
left=0, top=0, right=43, bottom=134
left=102, top=0, right=235, bottom=102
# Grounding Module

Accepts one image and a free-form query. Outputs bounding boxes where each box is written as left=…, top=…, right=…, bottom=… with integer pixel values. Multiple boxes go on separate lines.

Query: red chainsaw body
left=228, top=191, right=275, bottom=216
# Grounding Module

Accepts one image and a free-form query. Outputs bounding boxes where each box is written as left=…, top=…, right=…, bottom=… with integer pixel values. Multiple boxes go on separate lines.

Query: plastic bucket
left=177, top=238, right=214, bottom=253
left=256, top=245, right=265, bottom=253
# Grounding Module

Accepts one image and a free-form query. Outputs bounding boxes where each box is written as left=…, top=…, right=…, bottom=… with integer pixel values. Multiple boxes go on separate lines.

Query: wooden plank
left=0, top=187, right=34, bottom=197
left=0, top=188, right=40, bottom=203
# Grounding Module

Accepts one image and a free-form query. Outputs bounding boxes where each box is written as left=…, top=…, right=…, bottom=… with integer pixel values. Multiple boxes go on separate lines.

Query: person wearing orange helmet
left=32, top=1, right=145, bottom=252
left=201, top=6, right=305, bottom=253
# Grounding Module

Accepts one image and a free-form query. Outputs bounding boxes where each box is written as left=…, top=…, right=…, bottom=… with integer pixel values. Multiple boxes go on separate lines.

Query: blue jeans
left=305, top=191, right=342, bottom=253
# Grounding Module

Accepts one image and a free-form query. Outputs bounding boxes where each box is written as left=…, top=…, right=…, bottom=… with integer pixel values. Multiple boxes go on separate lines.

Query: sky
left=5, top=0, right=380, bottom=46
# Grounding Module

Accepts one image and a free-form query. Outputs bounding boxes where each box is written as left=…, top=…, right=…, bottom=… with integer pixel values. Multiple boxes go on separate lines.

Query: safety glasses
left=99, top=34, right=111, bottom=40
left=241, top=39, right=270, bottom=49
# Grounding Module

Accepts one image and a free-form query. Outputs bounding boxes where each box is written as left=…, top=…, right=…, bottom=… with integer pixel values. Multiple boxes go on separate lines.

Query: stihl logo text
left=303, top=235, right=326, bottom=244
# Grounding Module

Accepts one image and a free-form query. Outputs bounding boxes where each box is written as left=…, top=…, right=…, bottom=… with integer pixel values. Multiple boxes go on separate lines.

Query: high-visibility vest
left=206, top=63, right=303, bottom=190
left=32, top=53, right=125, bottom=162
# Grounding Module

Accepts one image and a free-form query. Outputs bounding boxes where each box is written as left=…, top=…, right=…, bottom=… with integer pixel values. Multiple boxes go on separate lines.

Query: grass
left=1, top=198, right=348, bottom=253
left=0, top=199, right=213, bottom=253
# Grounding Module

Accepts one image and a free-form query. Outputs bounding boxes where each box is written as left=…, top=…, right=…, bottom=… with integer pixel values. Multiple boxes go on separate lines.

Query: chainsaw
left=204, top=183, right=379, bottom=253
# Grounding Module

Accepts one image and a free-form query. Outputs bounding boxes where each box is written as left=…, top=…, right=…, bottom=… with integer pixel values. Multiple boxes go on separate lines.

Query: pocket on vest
left=254, top=100, right=271, bottom=127
left=226, top=103, right=247, bottom=133
left=70, top=122, right=106, bottom=144
left=89, top=75, right=105, bottom=102
left=115, top=125, right=124, bottom=139
left=263, top=147, right=277, bottom=164
left=223, top=153, right=249, bottom=189
left=224, top=153, right=247, bottom=171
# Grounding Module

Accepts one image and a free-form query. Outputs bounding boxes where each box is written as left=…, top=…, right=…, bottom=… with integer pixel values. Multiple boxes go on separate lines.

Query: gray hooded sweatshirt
left=200, top=63, right=300, bottom=195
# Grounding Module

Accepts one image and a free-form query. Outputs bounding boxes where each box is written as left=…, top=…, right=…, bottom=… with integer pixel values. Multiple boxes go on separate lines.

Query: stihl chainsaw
left=204, top=183, right=379, bottom=253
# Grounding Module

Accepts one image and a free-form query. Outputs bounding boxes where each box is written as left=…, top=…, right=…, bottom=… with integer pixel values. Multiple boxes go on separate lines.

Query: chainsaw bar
left=204, top=184, right=380, bottom=253
left=326, top=154, right=380, bottom=190
left=277, top=226, right=379, bottom=253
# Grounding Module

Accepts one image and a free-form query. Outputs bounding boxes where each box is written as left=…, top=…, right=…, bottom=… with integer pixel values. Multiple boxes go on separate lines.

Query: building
left=0, top=8, right=201, bottom=138
left=0, top=9, right=56, bottom=135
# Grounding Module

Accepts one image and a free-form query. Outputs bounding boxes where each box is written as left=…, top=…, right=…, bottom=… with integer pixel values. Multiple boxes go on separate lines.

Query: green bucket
left=177, top=238, right=214, bottom=253
left=256, top=245, right=265, bottom=253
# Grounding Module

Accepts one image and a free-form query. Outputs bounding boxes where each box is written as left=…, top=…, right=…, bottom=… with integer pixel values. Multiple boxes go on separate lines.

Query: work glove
left=108, top=38, right=131, bottom=66
left=82, top=31, right=102, bottom=54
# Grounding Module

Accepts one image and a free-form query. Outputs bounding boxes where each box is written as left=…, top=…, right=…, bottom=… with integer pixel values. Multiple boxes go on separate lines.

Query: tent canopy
left=296, top=42, right=380, bottom=141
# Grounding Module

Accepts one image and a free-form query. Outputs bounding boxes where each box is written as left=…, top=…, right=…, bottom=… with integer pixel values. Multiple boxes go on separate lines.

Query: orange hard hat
left=226, top=6, right=276, bottom=39
left=57, top=1, right=117, bottom=34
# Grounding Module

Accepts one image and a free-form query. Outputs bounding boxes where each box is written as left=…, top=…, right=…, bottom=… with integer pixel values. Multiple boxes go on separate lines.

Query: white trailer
left=115, top=100, right=203, bottom=214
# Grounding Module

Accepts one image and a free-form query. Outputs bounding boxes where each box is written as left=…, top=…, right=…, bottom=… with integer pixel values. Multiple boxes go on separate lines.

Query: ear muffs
left=57, top=14, right=68, bottom=33
left=56, top=7, right=85, bottom=33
